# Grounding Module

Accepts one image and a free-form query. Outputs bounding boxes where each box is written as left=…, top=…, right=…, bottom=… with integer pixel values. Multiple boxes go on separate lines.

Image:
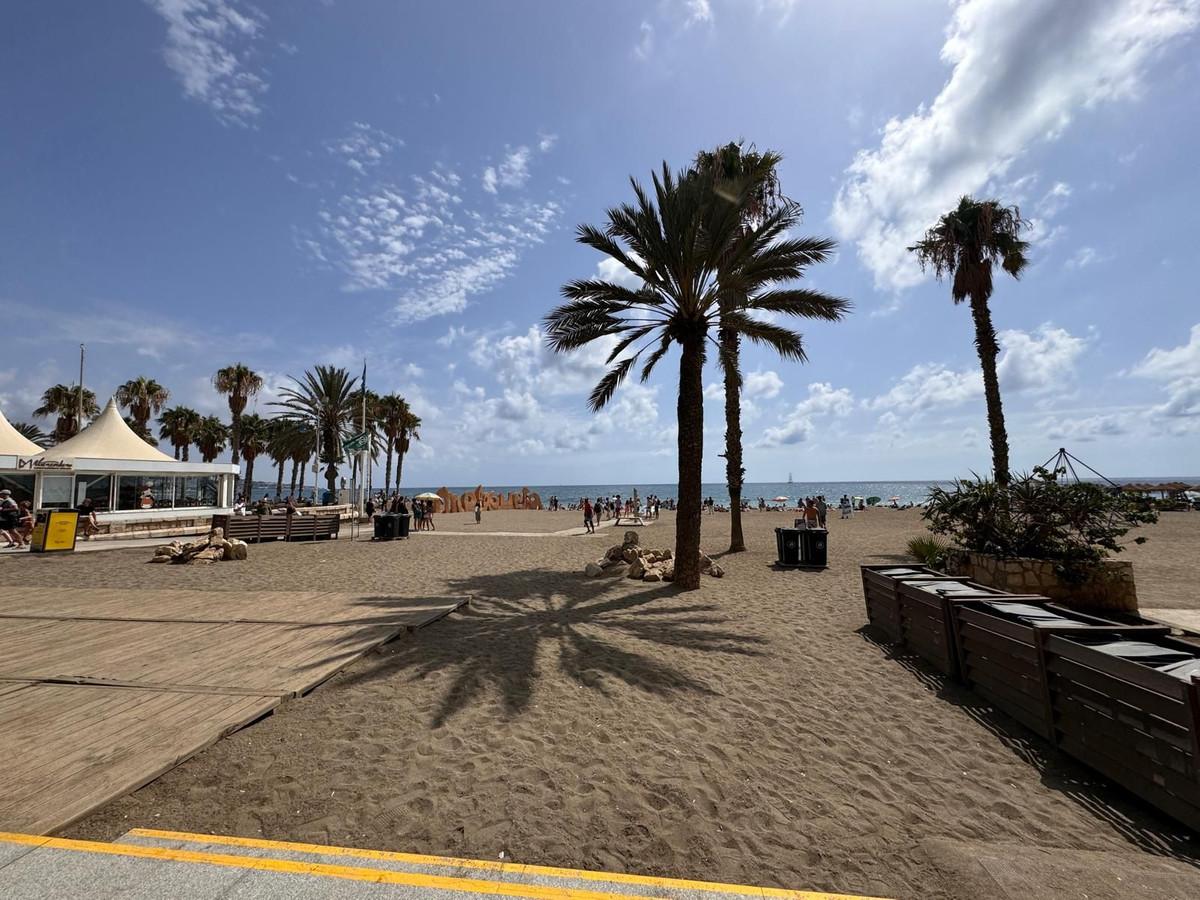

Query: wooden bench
left=211, top=513, right=341, bottom=543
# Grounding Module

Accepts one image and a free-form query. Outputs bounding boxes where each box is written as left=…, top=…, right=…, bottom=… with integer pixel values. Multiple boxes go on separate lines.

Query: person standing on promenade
left=0, top=490, right=20, bottom=548
left=474, top=500, right=482, bottom=524
left=583, top=498, right=595, bottom=533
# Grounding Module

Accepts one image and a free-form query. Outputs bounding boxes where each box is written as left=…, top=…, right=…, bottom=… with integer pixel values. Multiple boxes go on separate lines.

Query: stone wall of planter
left=948, top=551, right=1138, bottom=613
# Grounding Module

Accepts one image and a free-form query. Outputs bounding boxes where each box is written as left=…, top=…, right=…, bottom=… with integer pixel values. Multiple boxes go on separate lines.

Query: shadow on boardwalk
left=316, top=568, right=767, bottom=727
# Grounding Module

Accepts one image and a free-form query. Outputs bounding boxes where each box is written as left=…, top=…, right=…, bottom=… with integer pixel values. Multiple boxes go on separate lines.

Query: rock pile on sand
left=151, top=528, right=248, bottom=564
left=584, top=530, right=724, bottom=581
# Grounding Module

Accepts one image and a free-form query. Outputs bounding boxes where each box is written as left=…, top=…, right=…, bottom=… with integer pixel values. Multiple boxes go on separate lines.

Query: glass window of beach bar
left=174, top=475, right=218, bottom=508
left=73, top=473, right=112, bottom=511
left=116, top=474, right=176, bottom=510
left=39, top=474, right=74, bottom=509
left=0, top=472, right=35, bottom=506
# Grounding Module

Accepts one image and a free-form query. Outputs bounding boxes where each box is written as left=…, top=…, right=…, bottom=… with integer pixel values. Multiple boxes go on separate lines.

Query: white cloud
left=685, top=0, right=713, bottom=26
left=996, top=324, right=1087, bottom=393
left=1065, top=245, right=1109, bottom=269
left=595, top=256, right=643, bottom=289
left=744, top=370, right=783, bottom=399
left=756, top=382, right=853, bottom=447
left=326, top=122, right=402, bottom=174
left=469, top=324, right=619, bottom=398
left=538, top=133, right=558, bottom=153
left=1037, top=181, right=1072, bottom=218
left=482, top=146, right=532, bottom=193
left=1133, top=324, right=1200, bottom=422
left=148, top=0, right=269, bottom=126
left=1045, top=413, right=1130, bottom=442
left=634, top=22, right=655, bottom=60
left=868, top=363, right=981, bottom=412
left=831, top=0, right=1199, bottom=291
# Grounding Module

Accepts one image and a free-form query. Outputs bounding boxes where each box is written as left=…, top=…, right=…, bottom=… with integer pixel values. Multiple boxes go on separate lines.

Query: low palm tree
left=289, top=424, right=315, bottom=500
left=157, top=406, right=202, bottom=460
left=213, top=364, right=264, bottom=480
left=267, top=418, right=307, bottom=498
left=238, top=414, right=270, bottom=500
left=34, top=384, right=99, bottom=442
left=691, top=142, right=847, bottom=552
left=909, top=196, right=1029, bottom=486
left=116, top=377, right=170, bottom=436
left=272, top=366, right=360, bottom=496
left=546, top=163, right=848, bottom=589
left=13, top=422, right=53, bottom=449
left=195, top=416, right=229, bottom=463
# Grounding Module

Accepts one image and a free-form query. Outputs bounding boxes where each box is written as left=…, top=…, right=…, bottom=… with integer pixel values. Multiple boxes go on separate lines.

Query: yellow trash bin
left=29, top=510, right=79, bottom=553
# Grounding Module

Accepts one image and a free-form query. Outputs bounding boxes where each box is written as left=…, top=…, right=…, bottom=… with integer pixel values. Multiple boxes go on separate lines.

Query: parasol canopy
left=414, top=492, right=443, bottom=502
left=771, top=496, right=790, bottom=502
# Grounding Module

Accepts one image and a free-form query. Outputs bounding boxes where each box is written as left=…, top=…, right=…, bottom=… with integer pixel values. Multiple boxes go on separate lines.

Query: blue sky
left=2, top=0, right=1198, bottom=485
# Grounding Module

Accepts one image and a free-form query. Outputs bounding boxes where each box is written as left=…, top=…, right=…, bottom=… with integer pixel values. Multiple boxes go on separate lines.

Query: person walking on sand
left=583, top=498, right=595, bottom=533
left=800, top=497, right=821, bottom=529
left=839, top=494, right=852, bottom=519
left=816, top=496, right=828, bottom=528
left=474, top=500, right=482, bottom=524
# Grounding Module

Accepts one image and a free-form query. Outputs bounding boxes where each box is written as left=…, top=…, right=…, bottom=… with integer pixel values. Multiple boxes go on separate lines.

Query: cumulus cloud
left=744, top=370, right=784, bottom=399
left=756, top=382, right=853, bottom=447
left=867, top=363, right=981, bottom=413
left=831, top=0, right=1199, bottom=291
left=147, top=0, right=269, bottom=126
left=1045, top=413, right=1130, bottom=442
left=685, top=0, right=713, bottom=25
left=1065, top=246, right=1109, bottom=269
left=469, top=324, right=618, bottom=398
left=595, top=256, right=644, bottom=289
left=1133, top=323, right=1200, bottom=422
left=996, top=324, right=1087, bottom=393
left=481, top=146, right=533, bottom=194
left=634, top=22, right=655, bottom=60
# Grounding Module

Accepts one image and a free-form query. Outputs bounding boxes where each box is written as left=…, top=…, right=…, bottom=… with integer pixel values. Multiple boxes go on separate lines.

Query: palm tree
left=395, top=408, right=421, bottom=490
left=545, top=163, right=849, bottom=589
left=909, top=196, right=1029, bottom=486
left=289, top=424, right=315, bottom=500
left=267, top=418, right=305, bottom=498
left=34, top=384, right=99, bottom=442
left=272, top=365, right=360, bottom=496
left=238, top=413, right=270, bottom=500
left=13, top=422, right=53, bottom=449
left=213, top=364, right=264, bottom=480
left=195, top=416, right=229, bottom=463
left=116, top=377, right=170, bottom=436
left=157, top=406, right=201, bottom=460
left=691, top=142, right=847, bottom=552
left=374, top=394, right=409, bottom=495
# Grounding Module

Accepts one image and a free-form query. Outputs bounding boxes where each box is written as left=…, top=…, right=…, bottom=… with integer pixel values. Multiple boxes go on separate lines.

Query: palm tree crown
left=13, top=421, right=54, bottom=449
left=545, top=163, right=849, bottom=589
left=158, top=406, right=201, bottom=461
left=213, top=363, right=264, bottom=471
left=194, top=416, right=229, bottom=463
left=272, top=365, right=360, bottom=494
left=34, top=384, right=99, bottom=442
left=909, top=196, right=1029, bottom=485
left=116, top=377, right=170, bottom=435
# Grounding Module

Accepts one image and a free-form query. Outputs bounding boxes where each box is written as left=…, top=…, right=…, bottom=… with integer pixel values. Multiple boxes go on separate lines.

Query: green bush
left=906, top=534, right=951, bottom=568
left=923, top=467, right=1157, bottom=583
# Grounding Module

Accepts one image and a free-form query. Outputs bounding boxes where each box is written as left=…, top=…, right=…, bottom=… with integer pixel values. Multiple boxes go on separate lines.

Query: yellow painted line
left=128, top=828, right=888, bottom=900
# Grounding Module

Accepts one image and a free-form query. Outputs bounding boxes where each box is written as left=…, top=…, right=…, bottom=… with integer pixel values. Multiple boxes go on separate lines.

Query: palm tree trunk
left=675, top=333, right=706, bottom=590
left=230, top=412, right=242, bottom=494
left=244, top=457, right=256, bottom=500
left=289, top=459, right=299, bottom=496
left=275, top=459, right=285, bottom=498
left=298, top=457, right=307, bottom=500
left=183, top=444, right=190, bottom=462
left=720, top=326, right=746, bottom=553
left=384, top=436, right=394, bottom=495
left=969, top=295, right=1010, bottom=486
left=396, top=440, right=407, bottom=490
left=174, top=445, right=181, bottom=461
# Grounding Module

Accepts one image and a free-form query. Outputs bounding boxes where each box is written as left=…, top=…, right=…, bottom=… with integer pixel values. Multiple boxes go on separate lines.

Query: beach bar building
left=0, top=399, right=239, bottom=538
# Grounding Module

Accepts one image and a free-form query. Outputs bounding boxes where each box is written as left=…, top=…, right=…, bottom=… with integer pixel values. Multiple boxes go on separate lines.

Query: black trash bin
left=798, top=528, right=828, bottom=568
left=373, top=514, right=398, bottom=541
left=775, top=527, right=802, bottom=566
left=396, top=513, right=411, bottom=539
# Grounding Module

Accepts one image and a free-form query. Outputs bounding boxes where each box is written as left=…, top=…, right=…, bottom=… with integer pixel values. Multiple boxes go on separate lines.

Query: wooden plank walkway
left=0, top=683, right=278, bottom=834
left=0, top=589, right=465, bottom=835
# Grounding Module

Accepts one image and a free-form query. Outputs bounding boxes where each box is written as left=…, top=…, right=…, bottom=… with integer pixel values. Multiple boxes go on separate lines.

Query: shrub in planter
left=923, top=467, right=1157, bottom=584
left=905, top=534, right=952, bottom=569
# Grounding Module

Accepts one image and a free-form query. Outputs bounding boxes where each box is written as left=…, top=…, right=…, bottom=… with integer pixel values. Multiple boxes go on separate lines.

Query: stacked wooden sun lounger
left=862, top=565, right=1200, bottom=832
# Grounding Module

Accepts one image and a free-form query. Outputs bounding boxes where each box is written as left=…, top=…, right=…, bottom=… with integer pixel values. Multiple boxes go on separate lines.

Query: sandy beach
left=8, top=508, right=1194, bottom=898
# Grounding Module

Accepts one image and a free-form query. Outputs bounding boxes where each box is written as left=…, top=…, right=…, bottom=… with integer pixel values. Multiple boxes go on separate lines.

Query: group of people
left=580, top=492, right=663, bottom=533
left=365, top=493, right=439, bottom=531
left=0, top=489, right=33, bottom=548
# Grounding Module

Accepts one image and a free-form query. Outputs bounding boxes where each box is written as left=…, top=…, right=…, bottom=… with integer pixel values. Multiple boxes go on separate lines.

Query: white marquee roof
left=39, top=398, right=177, bottom=463
left=0, top=406, right=44, bottom=456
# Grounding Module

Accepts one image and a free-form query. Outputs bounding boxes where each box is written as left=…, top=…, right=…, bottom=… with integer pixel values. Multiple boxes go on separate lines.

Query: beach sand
left=16, top=509, right=1197, bottom=898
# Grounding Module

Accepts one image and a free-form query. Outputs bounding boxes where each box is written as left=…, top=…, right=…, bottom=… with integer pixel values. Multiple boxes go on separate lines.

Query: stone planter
left=948, top=551, right=1138, bottom=613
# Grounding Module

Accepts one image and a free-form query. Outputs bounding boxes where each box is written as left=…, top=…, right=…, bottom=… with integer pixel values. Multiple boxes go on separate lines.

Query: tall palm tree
left=375, top=394, right=408, bottom=495
left=691, top=143, right=847, bottom=552
left=116, top=377, right=170, bottom=436
left=195, top=416, right=229, bottom=463
left=272, top=365, right=360, bottom=496
left=13, top=422, right=53, bottom=449
left=289, top=423, right=315, bottom=500
left=157, top=406, right=201, bottom=460
left=213, top=364, right=264, bottom=478
left=545, top=163, right=849, bottom=589
left=34, top=384, right=99, bottom=442
left=395, top=408, right=421, bottom=490
left=909, top=196, right=1029, bottom=486
left=238, top=413, right=270, bottom=500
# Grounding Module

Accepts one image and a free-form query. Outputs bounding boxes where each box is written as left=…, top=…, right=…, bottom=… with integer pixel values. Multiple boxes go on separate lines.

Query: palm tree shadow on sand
left=326, top=569, right=768, bottom=727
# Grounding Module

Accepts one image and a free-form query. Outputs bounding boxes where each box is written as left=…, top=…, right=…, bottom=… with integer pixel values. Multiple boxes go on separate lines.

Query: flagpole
left=359, top=358, right=368, bottom=523
left=77, top=344, right=85, bottom=431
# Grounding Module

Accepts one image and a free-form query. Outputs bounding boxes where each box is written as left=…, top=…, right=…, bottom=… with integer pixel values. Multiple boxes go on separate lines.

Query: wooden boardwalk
left=0, top=589, right=464, bottom=835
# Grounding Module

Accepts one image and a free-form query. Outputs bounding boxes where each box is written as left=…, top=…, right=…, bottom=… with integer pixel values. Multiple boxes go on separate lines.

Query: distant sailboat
left=787, top=473, right=793, bottom=484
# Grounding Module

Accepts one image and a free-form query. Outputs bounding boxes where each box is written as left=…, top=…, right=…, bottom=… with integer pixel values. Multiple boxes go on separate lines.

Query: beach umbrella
left=414, top=492, right=443, bottom=503
left=771, top=496, right=790, bottom=502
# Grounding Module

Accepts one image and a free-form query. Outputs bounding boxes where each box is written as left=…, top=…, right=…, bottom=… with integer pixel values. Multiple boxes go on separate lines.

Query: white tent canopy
left=0, top=406, right=43, bottom=456
left=39, top=398, right=176, bottom=463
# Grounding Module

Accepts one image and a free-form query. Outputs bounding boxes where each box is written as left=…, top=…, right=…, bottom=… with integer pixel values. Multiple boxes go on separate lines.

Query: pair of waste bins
left=774, top=526, right=828, bottom=568
left=372, top=513, right=411, bottom=541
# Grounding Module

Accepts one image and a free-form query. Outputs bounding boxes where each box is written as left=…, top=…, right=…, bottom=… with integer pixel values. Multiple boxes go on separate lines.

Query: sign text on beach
left=17, top=457, right=73, bottom=471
